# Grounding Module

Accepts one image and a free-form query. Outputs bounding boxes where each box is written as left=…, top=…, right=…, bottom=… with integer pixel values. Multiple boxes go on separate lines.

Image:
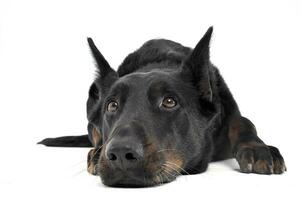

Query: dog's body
left=39, top=27, right=286, bottom=187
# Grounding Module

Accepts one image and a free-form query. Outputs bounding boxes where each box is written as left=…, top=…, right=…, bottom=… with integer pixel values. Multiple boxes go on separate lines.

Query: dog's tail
left=37, top=135, right=92, bottom=147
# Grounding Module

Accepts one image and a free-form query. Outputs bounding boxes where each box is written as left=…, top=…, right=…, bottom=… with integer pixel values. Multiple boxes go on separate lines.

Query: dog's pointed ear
left=87, top=38, right=117, bottom=78
left=87, top=38, right=118, bottom=95
left=182, top=26, right=213, bottom=102
left=87, top=38, right=118, bottom=128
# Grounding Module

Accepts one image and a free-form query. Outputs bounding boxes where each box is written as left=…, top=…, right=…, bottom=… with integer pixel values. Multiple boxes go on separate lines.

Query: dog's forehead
left=114, top=70, right=178, bottom=91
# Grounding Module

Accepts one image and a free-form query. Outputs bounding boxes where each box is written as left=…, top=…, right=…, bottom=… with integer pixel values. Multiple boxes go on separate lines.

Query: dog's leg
left=228, top=116, right=286, bottom=174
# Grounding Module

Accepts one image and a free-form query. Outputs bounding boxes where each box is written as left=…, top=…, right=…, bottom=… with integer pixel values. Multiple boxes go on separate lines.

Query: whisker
left=163, top=169, right=174, bottom=178
left=69, top=160, right=87, bottom=168
left=158, top=173, right=164, bottom=185
left=156, top=148, right=179, bottom=153
left=161, top=171, right=170, bottom=184
left=71, top=168, right=87, bottom=177
left=163, top=163, right=181, bottom=175
left=163, top=164, right=180, bottom=177
left=166, top=161, right=190, bottom=175
left=184, top=166, right=199, bottom=174
left=161, top=171, right=170, bottom=182
left=154, top=174, right=159, bottom=185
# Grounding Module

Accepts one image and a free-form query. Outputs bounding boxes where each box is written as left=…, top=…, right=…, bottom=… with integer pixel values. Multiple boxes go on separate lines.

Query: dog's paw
left=235, top=144, right=286, bottom=174
left=87, top=148, right=100, bottom=175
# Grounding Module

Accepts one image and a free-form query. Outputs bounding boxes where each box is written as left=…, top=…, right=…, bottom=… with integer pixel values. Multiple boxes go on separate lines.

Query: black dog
left=39, top=27, right=286, bottom=187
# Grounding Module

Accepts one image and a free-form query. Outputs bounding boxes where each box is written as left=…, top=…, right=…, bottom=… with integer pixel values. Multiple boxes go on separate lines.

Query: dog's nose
left=105, top=138, right=144, bottom=169
left=105, top=123, right=145, bottom=169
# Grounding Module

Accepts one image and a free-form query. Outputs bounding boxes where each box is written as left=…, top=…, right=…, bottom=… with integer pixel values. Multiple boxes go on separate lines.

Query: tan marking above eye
left=162, top=97, right=177, bottom=108
left=107, top=101, right=118, bottom=112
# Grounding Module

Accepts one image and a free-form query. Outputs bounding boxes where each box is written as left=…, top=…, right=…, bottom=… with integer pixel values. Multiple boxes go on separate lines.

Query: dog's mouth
left=99, top=161, right=181, bottom=188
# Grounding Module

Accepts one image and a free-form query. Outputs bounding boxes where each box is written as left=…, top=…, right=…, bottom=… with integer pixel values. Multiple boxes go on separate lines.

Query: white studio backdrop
left=0, top=0, right=300, bottom=200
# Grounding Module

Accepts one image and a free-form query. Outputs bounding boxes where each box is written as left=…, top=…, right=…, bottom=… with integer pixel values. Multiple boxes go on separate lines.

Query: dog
left=38, top=27, right=286, bottom=187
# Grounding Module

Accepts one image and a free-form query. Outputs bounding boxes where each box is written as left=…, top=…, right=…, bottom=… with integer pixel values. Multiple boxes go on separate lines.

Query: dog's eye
left=162, top=97, right=177, bottom=108
left=107, top=101, right=118, bottom=112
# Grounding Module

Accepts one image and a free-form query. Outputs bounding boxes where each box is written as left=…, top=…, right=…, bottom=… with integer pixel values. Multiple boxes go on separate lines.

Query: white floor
left=0, top=143, right=298, bottom=200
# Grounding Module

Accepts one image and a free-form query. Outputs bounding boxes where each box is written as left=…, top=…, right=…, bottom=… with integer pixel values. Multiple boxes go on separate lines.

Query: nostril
left=125, top=152, right=137, bottom=161
left=108, top=153, right=117, bottom=161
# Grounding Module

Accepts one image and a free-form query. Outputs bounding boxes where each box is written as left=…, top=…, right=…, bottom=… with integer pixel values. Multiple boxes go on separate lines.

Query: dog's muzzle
left=102, top=123, right=149, bottom=186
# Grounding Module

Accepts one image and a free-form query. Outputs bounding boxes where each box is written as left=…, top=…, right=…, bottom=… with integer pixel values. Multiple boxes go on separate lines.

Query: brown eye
left=162, top=97, right=177, bottom=108
left=107, top=101, right=118, bottom=112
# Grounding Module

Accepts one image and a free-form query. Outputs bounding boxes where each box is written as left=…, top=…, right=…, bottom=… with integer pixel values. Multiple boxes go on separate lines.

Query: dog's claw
left=246, top=163, right=253, bottom=172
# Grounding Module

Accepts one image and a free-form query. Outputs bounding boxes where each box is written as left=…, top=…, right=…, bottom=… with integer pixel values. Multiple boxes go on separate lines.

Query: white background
left=0, top=0, right=300, bottom=199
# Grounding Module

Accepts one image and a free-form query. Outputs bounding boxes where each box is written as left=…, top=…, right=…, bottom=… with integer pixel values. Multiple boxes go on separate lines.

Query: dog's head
left=87, top=27, right=217, bottom=187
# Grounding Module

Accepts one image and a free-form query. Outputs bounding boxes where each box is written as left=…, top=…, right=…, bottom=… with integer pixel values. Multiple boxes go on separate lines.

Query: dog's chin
left=101, top=177, right=151, bottom=188
left=100, top=176, right=175, bottom=188
left=99, top=168, right=176, bottom=188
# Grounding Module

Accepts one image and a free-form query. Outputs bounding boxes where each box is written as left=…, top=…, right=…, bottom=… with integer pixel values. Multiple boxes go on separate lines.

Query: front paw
left=235, top=144, right=286, bottom=174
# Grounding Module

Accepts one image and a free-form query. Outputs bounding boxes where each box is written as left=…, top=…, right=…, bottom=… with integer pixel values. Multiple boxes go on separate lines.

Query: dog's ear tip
left=204, top=26, right=213, bottom=40
left=208, top=26, right=213, bottom=31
